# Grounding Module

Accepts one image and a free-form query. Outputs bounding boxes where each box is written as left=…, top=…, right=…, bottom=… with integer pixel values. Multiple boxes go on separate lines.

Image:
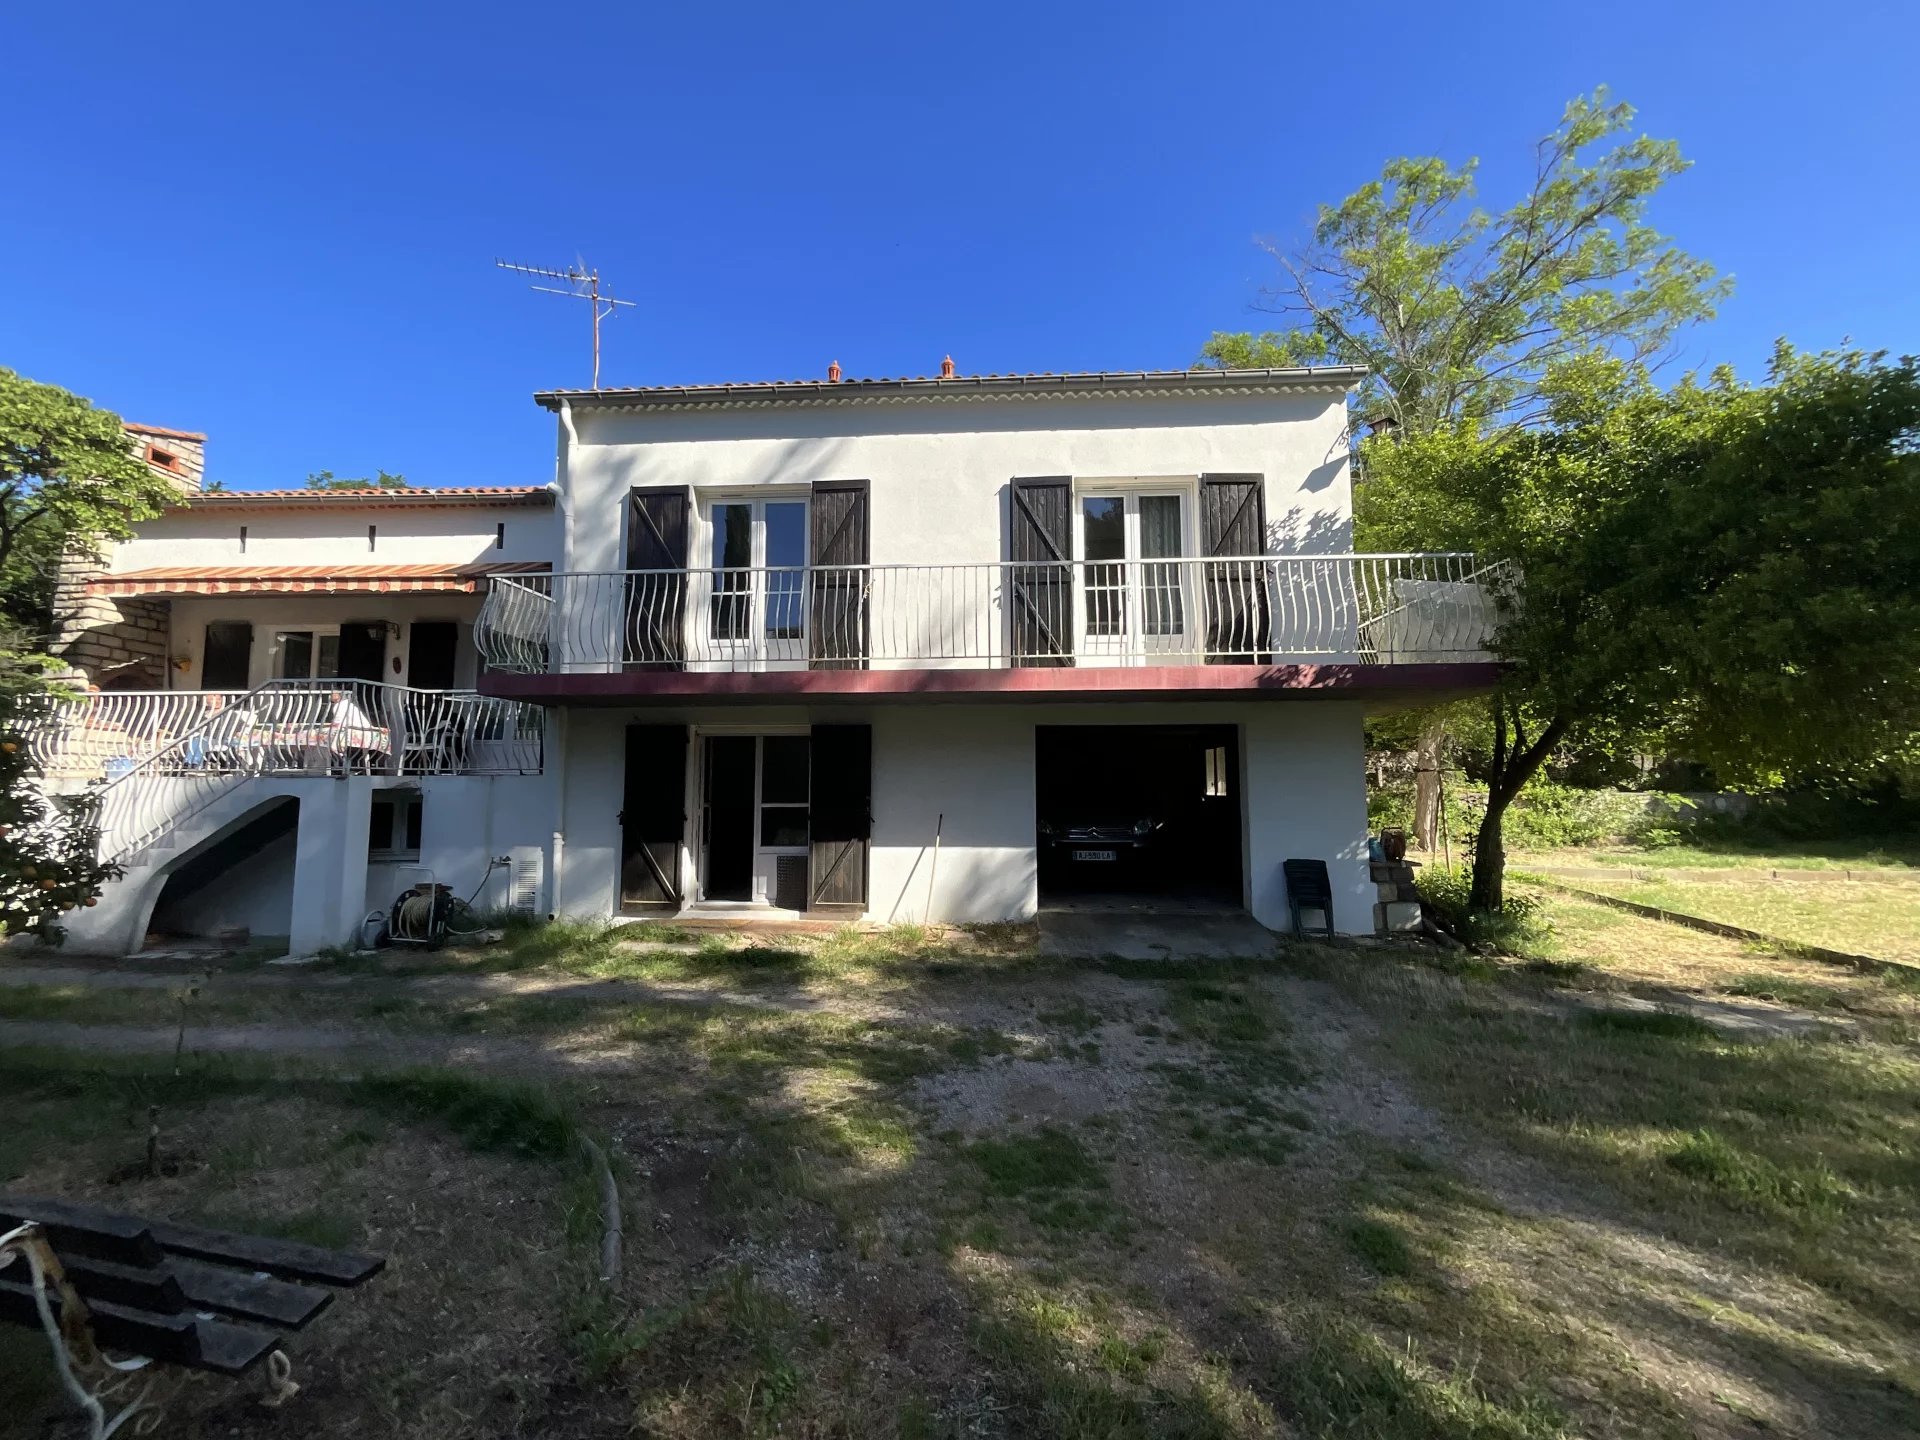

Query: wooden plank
left=1, top=1278, right=202, bottom=1368
left=3, top=1196, right=382, bottom=1287
left=145, top=1218, right=385, bottom=1287
left=57, top=1255, right=187, bottom=1315
left=0, top=1197, right=165, bottom=1269
left=171, top=1258, right=334, bottom=1330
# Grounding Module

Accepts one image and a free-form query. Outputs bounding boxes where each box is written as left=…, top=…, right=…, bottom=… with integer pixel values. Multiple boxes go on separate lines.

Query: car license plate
left=1074, top=849, right=1118, bottom=862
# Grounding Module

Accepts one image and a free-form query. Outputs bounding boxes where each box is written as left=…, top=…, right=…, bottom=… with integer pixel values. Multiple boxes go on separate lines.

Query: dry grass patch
left=1574, top=871, right=1920, bottom=965
left=1, top=1056, right=599, bottom=1439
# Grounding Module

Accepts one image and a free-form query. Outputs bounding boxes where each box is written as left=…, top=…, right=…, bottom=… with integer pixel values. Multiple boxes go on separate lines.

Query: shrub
left=1416, top=864, right=1551, bottom=955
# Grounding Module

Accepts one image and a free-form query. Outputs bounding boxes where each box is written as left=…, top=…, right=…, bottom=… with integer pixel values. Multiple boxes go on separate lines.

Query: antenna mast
left=494, top=258, right=636, bottom=389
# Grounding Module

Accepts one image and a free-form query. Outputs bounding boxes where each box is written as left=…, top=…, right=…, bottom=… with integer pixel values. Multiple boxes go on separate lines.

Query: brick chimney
left=940, top=355, right=955, bottom=379
left=125, top=423, right=207, bottom=498
left=827, top=360, right=842, bottom=383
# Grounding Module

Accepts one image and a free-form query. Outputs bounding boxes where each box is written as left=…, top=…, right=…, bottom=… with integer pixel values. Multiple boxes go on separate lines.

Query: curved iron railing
left=66, top=680, right=546, bottom=865
left=475, top=554, right=1511, bottom=674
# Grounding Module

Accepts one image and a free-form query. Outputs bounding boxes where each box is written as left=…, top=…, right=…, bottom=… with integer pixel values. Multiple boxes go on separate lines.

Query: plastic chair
left=1283, top=858, right=1335, bottom=938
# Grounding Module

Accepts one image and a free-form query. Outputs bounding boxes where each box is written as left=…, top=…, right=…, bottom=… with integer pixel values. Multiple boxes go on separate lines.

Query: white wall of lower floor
left=67, top=773, right=555, bottom=957
left=551, top=700, right=1374, bottom=934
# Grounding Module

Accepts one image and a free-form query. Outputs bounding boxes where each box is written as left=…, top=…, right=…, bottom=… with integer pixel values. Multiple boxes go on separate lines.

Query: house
left=37, top=365, right=1500, bottom=957
left=42, top=448, right=559, bottom=956
left=475, top=365, right=1499, bottom=934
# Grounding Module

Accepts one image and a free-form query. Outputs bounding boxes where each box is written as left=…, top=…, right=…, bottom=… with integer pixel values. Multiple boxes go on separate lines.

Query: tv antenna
left=494, top=258, right=636, bottom=389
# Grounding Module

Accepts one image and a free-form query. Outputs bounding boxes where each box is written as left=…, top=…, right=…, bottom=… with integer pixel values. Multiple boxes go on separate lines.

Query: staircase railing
left=82, top=680, right=548, bottom=865
left=87, top=681, right=327, bottom=865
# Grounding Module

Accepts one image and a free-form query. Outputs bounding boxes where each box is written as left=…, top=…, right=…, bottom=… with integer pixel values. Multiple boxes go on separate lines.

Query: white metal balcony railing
left=24, top=681, right=545, bottom=782
left=474, top=554, right=1507, bottom=676
left=32, top=681, right=546, bottom=866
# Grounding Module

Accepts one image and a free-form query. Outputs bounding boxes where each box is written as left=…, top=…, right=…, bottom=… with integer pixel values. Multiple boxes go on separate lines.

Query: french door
left=702, top=497, right=808, bottom=668
left=1073, top=490, right=1195, bottom=664
left=698, top=732, right=810, bottom=905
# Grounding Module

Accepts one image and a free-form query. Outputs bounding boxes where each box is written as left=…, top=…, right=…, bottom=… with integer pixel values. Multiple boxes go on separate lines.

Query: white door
left=1073, top=491, right=1194, bottom=665
left=701, top=498, right=808, bottom=670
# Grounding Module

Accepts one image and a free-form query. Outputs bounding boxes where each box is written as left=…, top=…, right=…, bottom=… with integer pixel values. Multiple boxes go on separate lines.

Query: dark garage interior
left=1035, top=724, right=1243, bottom=907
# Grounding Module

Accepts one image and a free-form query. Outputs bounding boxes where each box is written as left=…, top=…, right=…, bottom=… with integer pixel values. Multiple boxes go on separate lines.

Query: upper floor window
left=1076, top=486, right=1190, bottom=640
left=707, top=497, right=806, bottom=643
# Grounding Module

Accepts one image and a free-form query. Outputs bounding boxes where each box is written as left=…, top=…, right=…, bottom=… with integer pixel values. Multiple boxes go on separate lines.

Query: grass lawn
left=1513, top=839, right=1920, bottom=873
left=4, top=901, right=1919, bottom=1438
left=1556, top=871, right=1920, bottom=966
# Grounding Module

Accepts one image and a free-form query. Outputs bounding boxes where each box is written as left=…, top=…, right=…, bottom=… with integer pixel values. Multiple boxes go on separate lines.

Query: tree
left=0, top=370, right=169, bottom=938
left=304, top=469, right=407, bottom=491
left=0, top=655, right=119, bottom=941
left=1201, top=88, right=1728, bottom=432
left=1363, top=347, right=1920, bottom=910
left=0, top=368, right=181, bottom=644
left=1201, top=88, right=1728, bottom=852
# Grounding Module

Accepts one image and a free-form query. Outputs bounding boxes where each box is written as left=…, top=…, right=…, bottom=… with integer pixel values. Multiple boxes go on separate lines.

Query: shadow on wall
left=882, top=844, right=1036, bottom=926
left=1266, top=505, right=1353, bottom=556
left=148, top=797, right=298, bottom=945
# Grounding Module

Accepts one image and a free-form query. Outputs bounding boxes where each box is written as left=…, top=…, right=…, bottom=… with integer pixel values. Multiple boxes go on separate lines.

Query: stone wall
left=49, top=424, right=206, bottom=688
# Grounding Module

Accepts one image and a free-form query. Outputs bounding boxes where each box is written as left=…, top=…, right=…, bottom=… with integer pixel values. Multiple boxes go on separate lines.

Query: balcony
left=474, top=554, right=1506, bottom=704
left=25, top=682, right=545, bottom=785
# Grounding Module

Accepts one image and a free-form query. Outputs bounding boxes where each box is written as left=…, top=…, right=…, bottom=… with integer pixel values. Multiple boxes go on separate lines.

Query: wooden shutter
left=624, top=486, right=690, bottom=669
left=1008, top=477, right=1073, bottom=667
left=1199, top=473, right=1270, bottom=663
left=620, top=724, right=687, bottom=911
left=809, top=480, right=869, bottom=670
left=808, top=723, right=871, bottom=914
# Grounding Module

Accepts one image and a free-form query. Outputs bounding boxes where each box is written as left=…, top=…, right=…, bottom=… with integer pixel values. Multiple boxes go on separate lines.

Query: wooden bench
left=0, top=1195, right=384, bottom=1433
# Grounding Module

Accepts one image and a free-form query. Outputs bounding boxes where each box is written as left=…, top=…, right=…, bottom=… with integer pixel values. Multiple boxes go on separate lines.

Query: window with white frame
left=705, top=496, right=807, bottom=642
left=1074, top=481, right=1194, bottom=645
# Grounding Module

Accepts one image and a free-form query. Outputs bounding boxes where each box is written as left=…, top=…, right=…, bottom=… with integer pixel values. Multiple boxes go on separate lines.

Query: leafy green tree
left=1201, top=88, right=1728, bottom=434
left=0, top=368, right=181, bottom=644
left=303, top=469, right=407, bottom=490
left=1364, top=347, right=1920, bottom=910
left=0, top=369, right=175, bottom=937
left=0, top=660, right=119, bottom=942
left=1202, top=88, right=1729, bottom=852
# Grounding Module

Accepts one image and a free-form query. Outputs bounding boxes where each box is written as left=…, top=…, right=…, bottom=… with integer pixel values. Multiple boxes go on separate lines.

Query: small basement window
left=369, top=791, right=423, bottom=861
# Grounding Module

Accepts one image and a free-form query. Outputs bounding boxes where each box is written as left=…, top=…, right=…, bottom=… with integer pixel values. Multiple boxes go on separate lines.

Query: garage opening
left=1036, top=724, right=1243, bottom=909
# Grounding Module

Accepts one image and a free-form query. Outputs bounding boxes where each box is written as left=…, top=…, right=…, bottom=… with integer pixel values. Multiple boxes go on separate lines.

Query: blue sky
left=5, top=1, right=1914, bottom=490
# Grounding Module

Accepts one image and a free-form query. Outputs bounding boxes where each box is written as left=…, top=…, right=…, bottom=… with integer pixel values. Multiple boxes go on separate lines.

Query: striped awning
left=86, top=562, right=551, bottom=598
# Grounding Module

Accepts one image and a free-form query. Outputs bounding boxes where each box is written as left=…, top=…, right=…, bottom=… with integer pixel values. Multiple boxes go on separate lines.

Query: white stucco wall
left=105, top=502, right=557, bottom=572
left=360, top=773, right=554, bottom=919
left=165, top=594, right=486, bottom=689
left=151, top=823, right=297, bottom=942
left=559, top=390, right=1355, bottom=575
left=552, top=700, right=1373, bottom=935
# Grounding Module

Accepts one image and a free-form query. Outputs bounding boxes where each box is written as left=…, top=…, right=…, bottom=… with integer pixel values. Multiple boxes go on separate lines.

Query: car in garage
left=1038, top=813, right=1166, bottom=874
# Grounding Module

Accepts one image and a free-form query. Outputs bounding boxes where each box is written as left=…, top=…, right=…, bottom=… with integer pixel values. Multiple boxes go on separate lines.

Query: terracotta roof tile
left=536, top=365, right=1365, bottom=410
left=86, top=561, right=550, bottom=598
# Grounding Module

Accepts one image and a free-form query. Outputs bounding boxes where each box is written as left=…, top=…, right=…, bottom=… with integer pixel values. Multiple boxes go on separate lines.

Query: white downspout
left=548, top=401, right=578, bottom=918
